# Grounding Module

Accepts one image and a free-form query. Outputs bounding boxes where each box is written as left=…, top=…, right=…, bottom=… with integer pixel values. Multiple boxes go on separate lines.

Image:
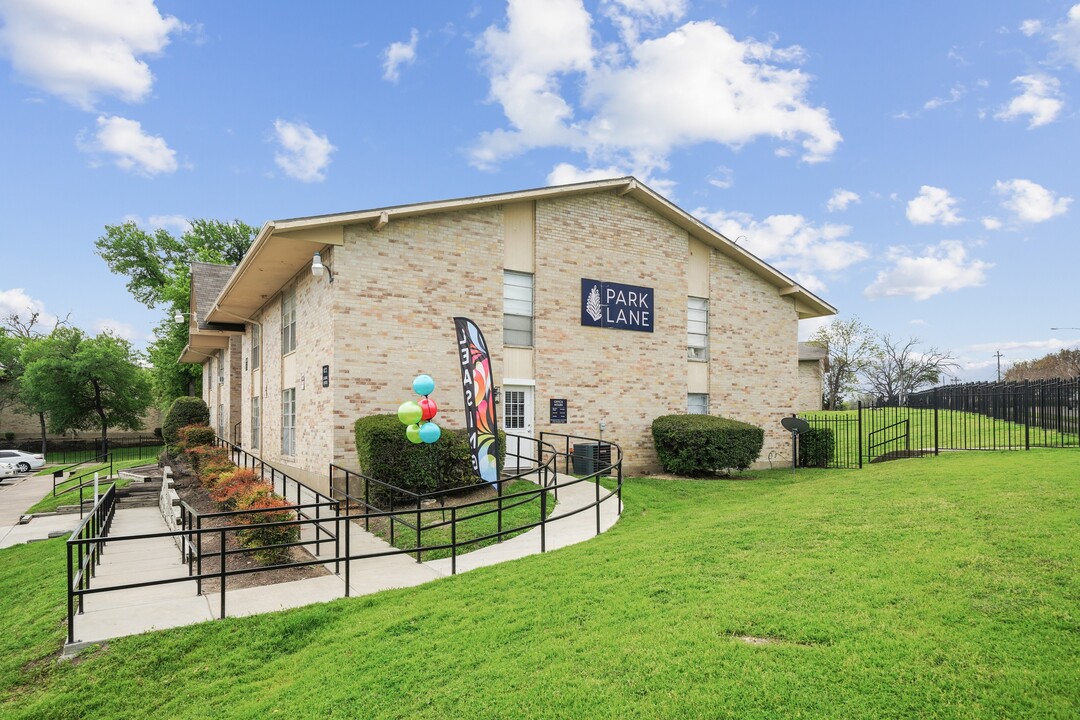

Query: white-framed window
left=251, top=324, right=261, bottom=370
left=251, top=396, right=260, bottom=449
left=281, top=287, right=296, bottom=355
left=217, top=404, right=224, bottom=436
left=503, top=271, right=534, bottom=346
left=688, top=297, right=708, bottom=361
left=282, top=388, right=296, bottom=455
left=688, top=393, right=709, bottom=415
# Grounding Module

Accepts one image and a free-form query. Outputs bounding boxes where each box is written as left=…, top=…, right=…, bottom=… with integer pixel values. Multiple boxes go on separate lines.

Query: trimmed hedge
left=798, top=427, right=835, bottom=468
left=354, top=414, right=507, bottom=503
left=163, top=396, right=210, bottom=448
left=651, top=414, right=764, bottom=475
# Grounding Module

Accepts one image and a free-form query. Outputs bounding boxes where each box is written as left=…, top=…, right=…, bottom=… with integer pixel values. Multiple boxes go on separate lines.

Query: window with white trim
left=688, top=297, right=708, bottom=361
left=281, top=287, right=296, bottom=355
left=282, top=388, right=296, bottom=455
left=503, top=271, right=534, bottom=346
left=251, top=396, right=260, bottom=449
left=251, top=324, right=261, bottom=370
left=217, top=404, right=224, bottom=436
left=688, top=393, right=709, bottom=415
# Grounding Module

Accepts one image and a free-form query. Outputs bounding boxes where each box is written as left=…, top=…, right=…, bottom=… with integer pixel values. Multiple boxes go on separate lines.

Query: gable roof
left=205, top=176, right=837, bottom=323
left=178, top=262, right=243, bottom=363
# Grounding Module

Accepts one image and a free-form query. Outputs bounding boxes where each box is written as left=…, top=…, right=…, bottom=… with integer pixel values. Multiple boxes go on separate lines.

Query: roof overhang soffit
left=207, top=225, right=344, bottom=323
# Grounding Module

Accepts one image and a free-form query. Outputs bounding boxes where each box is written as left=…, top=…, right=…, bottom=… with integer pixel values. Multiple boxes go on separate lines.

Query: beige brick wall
left=533, top=192, right=688, bottom=474
left=333, top=207, right=505, bottom=479
left=0, top=405, right=161, bottom=440
left=213, top=187, right=816, bottom=482
left=710, top=253, right=799, bottom=465
left=796, top=361, right=824, bottom=412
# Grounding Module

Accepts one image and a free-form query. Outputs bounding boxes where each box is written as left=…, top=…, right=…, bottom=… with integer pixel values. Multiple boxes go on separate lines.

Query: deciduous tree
left=808, top=317, right=878, bottom=410
left=864, top=334, right=958, bottom=403
left=96, top=219, right=257, bottom=406
left=20, top=328, right=152, bottom=453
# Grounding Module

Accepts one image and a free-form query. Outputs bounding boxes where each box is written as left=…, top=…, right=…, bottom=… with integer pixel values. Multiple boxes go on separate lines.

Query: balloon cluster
left=397, top=374, right=441, bottom=444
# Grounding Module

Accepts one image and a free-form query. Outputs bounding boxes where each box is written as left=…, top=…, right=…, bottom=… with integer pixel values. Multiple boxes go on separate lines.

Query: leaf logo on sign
left=586, top=285, right=603, bottom=322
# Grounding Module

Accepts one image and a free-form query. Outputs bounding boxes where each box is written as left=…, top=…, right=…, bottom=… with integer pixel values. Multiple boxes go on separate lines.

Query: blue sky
left=1, top=0, right=1078, bottom=380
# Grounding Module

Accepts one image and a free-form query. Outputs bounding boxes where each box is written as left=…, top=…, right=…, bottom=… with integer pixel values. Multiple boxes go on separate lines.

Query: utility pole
left=994, top=350, right=1004, bottom=382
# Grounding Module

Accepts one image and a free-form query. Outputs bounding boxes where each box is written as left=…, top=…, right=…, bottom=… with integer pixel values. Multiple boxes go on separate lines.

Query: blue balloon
left=419, top=421, right=441, bottom=444
left=413, top=374, right=435, bottom=396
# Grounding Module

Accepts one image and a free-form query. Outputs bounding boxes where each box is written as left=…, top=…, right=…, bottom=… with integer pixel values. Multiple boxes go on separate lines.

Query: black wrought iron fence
left=4, top=436, right=163, bottom=465
left=800, top=377, right=1080, bottom=468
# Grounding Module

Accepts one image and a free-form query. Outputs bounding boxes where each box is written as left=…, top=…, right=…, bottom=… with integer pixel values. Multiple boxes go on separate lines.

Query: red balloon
left=419, top=397, right=438, bottom=421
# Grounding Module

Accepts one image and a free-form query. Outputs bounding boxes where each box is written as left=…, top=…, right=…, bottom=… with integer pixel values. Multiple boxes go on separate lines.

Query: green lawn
left=2, top=451, right=1077, bottom=718
left=25, top=457, right=157, bottom=514
left=376, top=480, right=556, bottom=561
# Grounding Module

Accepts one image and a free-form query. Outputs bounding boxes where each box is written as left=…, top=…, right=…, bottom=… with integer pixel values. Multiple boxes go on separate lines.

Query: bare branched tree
left=864, top=334, right=959, bottom=403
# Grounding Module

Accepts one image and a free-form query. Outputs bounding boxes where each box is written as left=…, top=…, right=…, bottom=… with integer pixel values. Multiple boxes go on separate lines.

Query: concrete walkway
left=66, top=478, right=621, bottom=648
left=0, top=472, right=82, bottom=549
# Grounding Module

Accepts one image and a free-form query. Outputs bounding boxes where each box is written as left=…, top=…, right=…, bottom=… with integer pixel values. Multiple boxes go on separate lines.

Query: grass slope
left=26, top=457, right=157, bottom=514
left=2, top=451, right=1077, bottom=718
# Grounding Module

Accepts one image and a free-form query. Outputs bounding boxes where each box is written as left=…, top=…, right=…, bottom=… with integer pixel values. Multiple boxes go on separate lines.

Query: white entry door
left=502, top=385, right=535, bottom=469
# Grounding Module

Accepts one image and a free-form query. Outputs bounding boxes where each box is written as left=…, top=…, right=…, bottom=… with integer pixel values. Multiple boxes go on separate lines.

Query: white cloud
left=923, top=83, right=965, bottom=110
left=910, top=319, right=926, bottom=326
left=92, top=318, right=138, bottom=341
left=382, top=28, right=419, bottom=83
left=695, top=207, right=868, bottom=292
left=797, top=316, right=829, bottom=341
left=472, top=3, right=841, bottom=173
left=994, top=178, right=1072, bottom=223
left=1020, top=19, right=1043, bottom=37
left=1049, top=3, right=1080, bottom=69
left=547, top=163, right=626, bottom=185
left=707, top=166, right=734, bottom=189
left=149, top=214, right=191, bottom=234
left=906, top=185, right=963, bottom=226
left=80, top=115, right=178, bottom=176
left=864, top=241, right=991, bottom=301
left=602, top=0, right=687, bottom=44
left=826, top=188, right=860, bottom=212
left=272, top=119, right=336, bottom=182
left=0, top=288, right=58, bottom=328
left=968, top=337, right=1079, bottom=354
left=981, top=216, right=1003, bottom=230
left=994, top=74, right=1063, bottom=128
left=0, top=0, right=182, bottom=110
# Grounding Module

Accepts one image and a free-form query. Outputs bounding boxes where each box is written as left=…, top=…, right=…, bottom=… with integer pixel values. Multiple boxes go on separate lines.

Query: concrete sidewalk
left=0, top=472, right=82, bottom=549
left=66, top=479, right=621, bottom=648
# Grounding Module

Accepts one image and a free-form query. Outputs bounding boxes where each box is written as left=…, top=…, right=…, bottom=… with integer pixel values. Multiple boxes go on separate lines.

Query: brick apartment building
left=180, top=177, right=835, bottom=492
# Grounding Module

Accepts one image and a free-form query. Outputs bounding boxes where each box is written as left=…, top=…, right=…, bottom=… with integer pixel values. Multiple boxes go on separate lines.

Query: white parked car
left=0, top=450, right=46, bottom=473
left=0, top=462, right=17, bottom=478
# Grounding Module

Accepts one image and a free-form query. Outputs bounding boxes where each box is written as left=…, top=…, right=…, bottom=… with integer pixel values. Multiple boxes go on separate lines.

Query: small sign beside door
left=550, top=398, right=567, bottom=424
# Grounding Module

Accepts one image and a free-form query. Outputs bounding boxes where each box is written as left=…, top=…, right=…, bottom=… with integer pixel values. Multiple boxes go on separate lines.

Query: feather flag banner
left=453, top=317, right=500, bottom=484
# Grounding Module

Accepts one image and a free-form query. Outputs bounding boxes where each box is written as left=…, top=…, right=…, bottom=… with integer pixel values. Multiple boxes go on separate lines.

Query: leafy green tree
left=1, top=310, right=70, bottom=453
left=95, top=219, right=257, bottom=406
left=20, top=327, right=153, bottom=453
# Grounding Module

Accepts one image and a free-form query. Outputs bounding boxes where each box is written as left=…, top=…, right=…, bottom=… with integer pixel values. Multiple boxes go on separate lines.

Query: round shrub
left=163, top=396, right=210, bottom=447
left=179, top=424, right=216, bottom=450
left=651, top=414, right=764, bottom=475
left=354, top=414, right=507, bottom=504
left=798, top=427, right=835, bottom=468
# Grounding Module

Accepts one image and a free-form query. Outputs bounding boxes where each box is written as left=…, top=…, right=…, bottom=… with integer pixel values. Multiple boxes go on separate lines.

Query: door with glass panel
left=501, top=385, right=535, bottom=469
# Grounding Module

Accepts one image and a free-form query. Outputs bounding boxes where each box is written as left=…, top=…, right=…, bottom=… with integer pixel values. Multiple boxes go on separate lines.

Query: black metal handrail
left=66, top=434, right=623, bottom=644
left=65, top=483, right=117, bottom=642
left=53, top=453, right=113, bottom=495
left=867, top=419, right=910, bottom=459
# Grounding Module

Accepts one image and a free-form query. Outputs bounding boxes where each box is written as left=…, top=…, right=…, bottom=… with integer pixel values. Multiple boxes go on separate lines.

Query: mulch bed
left=169, top=459, right=332, bottom=592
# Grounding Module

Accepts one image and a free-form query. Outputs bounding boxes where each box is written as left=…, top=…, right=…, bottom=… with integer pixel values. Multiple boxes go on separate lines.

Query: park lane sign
left=580, top=278, right=654, bottom=333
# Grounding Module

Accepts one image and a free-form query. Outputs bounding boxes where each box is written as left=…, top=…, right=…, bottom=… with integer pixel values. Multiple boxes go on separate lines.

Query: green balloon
left=406, top=423, right=422, bottom=444
left=398, top=401, right=422, bottom=425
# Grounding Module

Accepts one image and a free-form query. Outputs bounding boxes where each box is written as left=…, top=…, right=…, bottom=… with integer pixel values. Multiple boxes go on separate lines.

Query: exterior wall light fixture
left=312, top=251, right=334, bottom=283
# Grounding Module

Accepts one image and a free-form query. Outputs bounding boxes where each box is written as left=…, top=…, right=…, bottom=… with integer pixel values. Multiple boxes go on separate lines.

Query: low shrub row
left=177, top=424, right=298, bottom=565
